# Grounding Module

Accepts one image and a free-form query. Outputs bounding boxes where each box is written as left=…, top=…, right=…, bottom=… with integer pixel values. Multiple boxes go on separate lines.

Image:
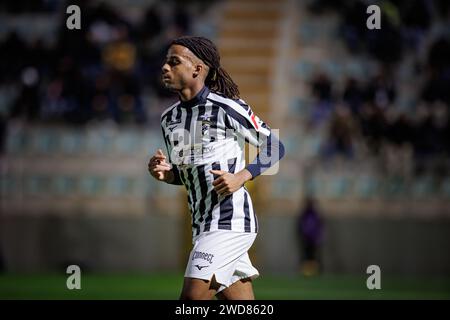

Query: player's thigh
left=217, top=278, right=255, bottom=300
left=179, top=276, right=220, bottom=300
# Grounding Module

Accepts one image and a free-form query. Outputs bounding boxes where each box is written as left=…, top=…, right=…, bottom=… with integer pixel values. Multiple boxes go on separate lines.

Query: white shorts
left=184, top=230, right=259, bottom=292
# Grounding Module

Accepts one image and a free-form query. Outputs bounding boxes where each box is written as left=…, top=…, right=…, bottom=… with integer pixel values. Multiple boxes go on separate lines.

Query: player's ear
left=193, top=64, right=203, bottom=78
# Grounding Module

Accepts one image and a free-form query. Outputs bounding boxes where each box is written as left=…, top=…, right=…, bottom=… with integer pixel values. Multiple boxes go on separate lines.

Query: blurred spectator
left=359, top=102, right=387, bottom=155
left=340, top=0, right=368, bottom=53
left=385, top=110, right=413, bottom=147
left=365, top=71, right=397, bottom=110
left=339, top=0, right=405, bottom=63
left=400, top=0, right=432, bottom=49
left=422, top=37, right=450, bottom=106
left=412, top=103, right=450, bottom=174
left=311, top=72, right=334, bottom=125
left=312, top=72, right=333, bottom=102
left=0, top=0, right=58, bottom=13
left=0, top=0, right=217, bottom=127
left=322, top=104, right=359, bottom=159
left=173, top=2, right=192, bottom=34
left=10, top=67, right=41, bottom=121
left=141, top=4, right=163, bottom=40
left=297, top=197, right=324, bottom=276
left=343, top=77, right=364, bottom=115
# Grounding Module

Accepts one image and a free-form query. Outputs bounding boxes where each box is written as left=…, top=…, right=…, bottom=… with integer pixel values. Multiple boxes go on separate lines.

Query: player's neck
left=178, top=83, right=205, bottom=102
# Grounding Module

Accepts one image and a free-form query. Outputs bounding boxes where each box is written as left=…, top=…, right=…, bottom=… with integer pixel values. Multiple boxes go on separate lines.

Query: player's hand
left=210, top=169, right=252, bottom=196
left=148, top=149, right=173, bottom=182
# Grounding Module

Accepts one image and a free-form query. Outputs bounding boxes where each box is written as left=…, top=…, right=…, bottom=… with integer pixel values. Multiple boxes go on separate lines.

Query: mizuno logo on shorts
left=194, top=265, right=209, bottom=270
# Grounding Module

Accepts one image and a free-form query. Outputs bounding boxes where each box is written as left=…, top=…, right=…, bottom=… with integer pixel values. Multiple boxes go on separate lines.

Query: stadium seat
left=354, top=175, right=379, bottom=199
left=289, top=97, right=312, bottom=118
left=298, top=22, right=319, bottom=44
left=60, top=131, right=84, bottom=155
left=108, top=176, right=135, bottom=196
left=295, top=59, right=315, bottom=80
left=86, top=132, right=114, bottom=155
left=326, top=175, right=351, bottom=199
left=323, top=60, right=343, bottom=80
left=33, top=129, right=59, bottom=155
left=441, top=177, right=450, bottom=198
left=345, top=60, right=366, bottom=80
left=6, top=131, right=27, bottom=154
left=115, top=132, right=141, bottom=155
left=0, top=174, right=14, bottom=196
left=79, top=176, right=105, bottom=195
left=26, top=174, right=50, bottom=195
left=411, top=175, right=435, bottom=198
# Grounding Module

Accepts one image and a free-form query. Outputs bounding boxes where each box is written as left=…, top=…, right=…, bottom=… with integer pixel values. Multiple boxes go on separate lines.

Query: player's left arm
left=211, top=103, right=285, bottom=196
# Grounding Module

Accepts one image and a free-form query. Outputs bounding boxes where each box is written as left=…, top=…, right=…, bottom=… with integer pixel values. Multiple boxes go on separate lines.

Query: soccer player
left=148, top=36, right=285, bottom=300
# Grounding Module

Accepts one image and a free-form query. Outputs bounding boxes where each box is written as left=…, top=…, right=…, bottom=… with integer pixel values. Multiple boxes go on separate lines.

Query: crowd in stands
left=305, top=0, right=450, bottom=169
left=1, top=0, right=449, bottom=169
left=0, top=0, right=214, bottom=131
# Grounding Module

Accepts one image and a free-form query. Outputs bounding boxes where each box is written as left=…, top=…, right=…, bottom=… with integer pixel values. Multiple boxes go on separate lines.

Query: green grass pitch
left=0, top=273, right=449, bottom=299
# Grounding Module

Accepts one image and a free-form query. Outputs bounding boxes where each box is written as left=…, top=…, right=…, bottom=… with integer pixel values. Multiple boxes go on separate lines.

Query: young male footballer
left=148, top=36, right=285, bottom=300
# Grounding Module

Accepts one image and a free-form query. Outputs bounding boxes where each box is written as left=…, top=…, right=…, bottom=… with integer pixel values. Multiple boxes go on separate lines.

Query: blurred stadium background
left=1, top=0, right=450, bottom=299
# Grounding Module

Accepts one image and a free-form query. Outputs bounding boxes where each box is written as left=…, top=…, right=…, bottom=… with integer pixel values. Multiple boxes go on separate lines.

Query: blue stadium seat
left=80, top=176, right=105, bottom=195
left=26, top=175, right=50, bottom=195
left=6, top=131, right=28, bottom=154
left=108, top=176, right=135, bottom=196
left=295, top=60, right=315, bottom=80
left=115, top=132, right=141, bottom=154
left=0, top=174, right=14, bottom=195
left=304, top=176, right=320, bottom=197
left=323, top=60, right=343, bottom=80
left=33, top=130, right=59, bottom=154
left=86, top=133, right=114, bottom=155
left=327, top=175, right=351, bottom=198
left=53, top=176, right=77, bottom=195
left=272, top=178, right=299, bottom=199
left=303, top=135, right=322, bottom=157
left=345, top=60, right=365, bottom=80
left=283, top=134, right=301, bottom=156
left=384, top=177, right=407, bottom=198
left=142, top=131, right=164, bottom=156
left=440, top=177, right=450, bottom=198
left=354, top=175, right=379, bottom=199
left=60, top=131, right=84, bottom=154
left=411, top=176, right=435, bottom=198
left=289, top=98, right=311, bottom=117
left=298, top=22, right=319, bottom=44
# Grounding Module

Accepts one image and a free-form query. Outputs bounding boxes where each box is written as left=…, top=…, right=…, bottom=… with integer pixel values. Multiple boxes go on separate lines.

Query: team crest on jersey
left=199, top=115, right=213, bottom=136
left=201, top=122, right=210, bottom=136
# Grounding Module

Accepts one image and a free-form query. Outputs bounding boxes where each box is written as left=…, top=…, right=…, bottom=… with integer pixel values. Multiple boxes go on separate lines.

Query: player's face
left=161, top=45, right=197, bottom=91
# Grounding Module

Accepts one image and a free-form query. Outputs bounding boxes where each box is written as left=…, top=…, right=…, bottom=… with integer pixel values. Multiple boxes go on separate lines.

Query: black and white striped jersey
left=160, top=86, right=285, bottom=239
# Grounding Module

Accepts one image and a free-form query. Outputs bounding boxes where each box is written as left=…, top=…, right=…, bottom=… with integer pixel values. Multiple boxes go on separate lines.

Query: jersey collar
left=179, top=86, right=210, bottom=108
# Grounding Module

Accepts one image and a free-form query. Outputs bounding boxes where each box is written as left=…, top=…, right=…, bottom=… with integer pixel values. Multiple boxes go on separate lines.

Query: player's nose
left=161, top=63, right=170, bottom=74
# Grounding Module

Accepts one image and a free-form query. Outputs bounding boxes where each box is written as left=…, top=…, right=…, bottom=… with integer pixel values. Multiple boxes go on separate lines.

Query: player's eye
left=166, top=58, right=180, bottom=67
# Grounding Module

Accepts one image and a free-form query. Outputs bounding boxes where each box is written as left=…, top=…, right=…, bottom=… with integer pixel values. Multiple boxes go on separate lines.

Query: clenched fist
left=210, top=169, right=253, bottom=196
left=148, top=149, right=174, bottom=183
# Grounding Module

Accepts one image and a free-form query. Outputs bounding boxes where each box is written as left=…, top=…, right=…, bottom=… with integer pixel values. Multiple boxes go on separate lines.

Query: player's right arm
left=147, top=149, right=181, bottom=184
